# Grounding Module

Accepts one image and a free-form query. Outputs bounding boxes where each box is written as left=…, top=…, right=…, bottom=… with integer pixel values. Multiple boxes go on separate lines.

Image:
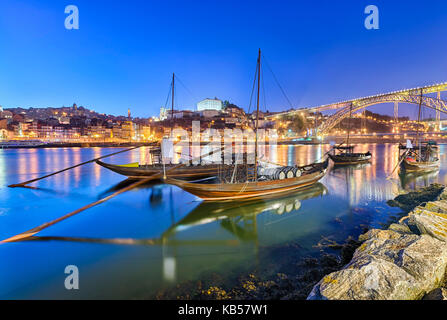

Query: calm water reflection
left=0, top=144, right=446, bottom=299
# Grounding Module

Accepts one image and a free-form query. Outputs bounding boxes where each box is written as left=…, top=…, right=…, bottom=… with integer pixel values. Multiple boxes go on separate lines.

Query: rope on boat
left=8, top=146, right=144, bottom=188
left=237, top=181, right=250, bottom=194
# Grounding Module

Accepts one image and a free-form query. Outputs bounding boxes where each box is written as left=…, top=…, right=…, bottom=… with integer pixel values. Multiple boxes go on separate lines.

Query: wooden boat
left=166, top=49, right=329, bottom=201
left=328, top=146, right=372, bottom=165
left=401, top=158, right=440, bottom=172
left=328, top=103, right=371, bottom=165
left=398, top=90, right=440, bottom=173
left=166, top=159, right=329, bottom=201
left=96, top=160, right=223, bottom=179
left=400, top=146, right=440, bottom=172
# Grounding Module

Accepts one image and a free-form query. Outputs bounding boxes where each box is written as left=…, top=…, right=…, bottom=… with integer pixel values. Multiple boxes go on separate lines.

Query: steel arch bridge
left=319, top=90, right=447, bottom=134
left=267, top=82, right=447, bottom=135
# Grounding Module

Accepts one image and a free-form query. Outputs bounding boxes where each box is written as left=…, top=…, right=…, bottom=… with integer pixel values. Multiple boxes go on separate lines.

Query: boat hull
left=401, top=158, right=440, bottom=172
left=328, top=152, right=371, bottom=165
left=96, top=160, right=221, bottom=179
left=166, top=160, right=329, bottom=201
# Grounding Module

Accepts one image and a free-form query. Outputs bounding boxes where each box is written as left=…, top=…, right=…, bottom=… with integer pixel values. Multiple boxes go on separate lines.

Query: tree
left=281, top=114, right=308, bottom=134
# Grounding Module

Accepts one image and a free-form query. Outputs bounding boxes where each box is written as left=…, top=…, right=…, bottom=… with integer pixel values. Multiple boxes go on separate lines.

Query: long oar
left=386, top=149, right=408, bottom=180
left=8, top=146, right=143, bottom=188
left=2, top=146, right=223, bottom=243
left=20, top=236, right=239, bottom=247
left=1, top=166, right=179, bottom=243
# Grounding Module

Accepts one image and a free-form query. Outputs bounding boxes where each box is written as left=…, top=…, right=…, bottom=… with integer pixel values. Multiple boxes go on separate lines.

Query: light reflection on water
left=0, top=144, right=445, bottom=299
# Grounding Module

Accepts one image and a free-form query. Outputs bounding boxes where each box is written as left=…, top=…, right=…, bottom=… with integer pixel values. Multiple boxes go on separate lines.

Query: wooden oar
left=1, top=166, right=179, bottom=243
left=8, top=146, right=143, bottom=188
left=386, top=149, right=408, bottom=180
left=19, top=236, right=239, bottom=247
left=2, top=146, right=223, bottom=243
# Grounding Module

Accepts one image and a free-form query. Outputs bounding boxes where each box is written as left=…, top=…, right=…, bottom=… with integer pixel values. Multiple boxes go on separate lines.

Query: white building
left=197, top=98, right=223, bottom=112
left=160, top=107, right=168, bottom=121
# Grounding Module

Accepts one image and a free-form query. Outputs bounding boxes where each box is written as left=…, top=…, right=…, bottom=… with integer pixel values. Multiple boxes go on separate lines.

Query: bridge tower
left=394, top=101, right=398, bottom=122
left=436, top=91, right=441, bottom=131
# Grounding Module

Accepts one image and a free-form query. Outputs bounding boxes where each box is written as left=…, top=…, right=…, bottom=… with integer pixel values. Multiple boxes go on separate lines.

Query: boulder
left=308, top=230, right=447, bottom=300
left=408, top=206, right=447, bottom=242
left=438, top=189, right=447, bottom=201
left=387, top=184, right=444, bottom=212
left=388, top=223, right=412, bottom=235
left=422, top=288, right=447, bottom=300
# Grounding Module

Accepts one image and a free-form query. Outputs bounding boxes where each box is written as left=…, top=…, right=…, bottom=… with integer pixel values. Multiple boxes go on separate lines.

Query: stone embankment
left=308, top=184, right=447, bottom=300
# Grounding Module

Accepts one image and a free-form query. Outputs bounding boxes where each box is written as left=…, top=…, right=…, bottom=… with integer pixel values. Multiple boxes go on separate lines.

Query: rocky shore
left=308, top=183, right=447, bottom=300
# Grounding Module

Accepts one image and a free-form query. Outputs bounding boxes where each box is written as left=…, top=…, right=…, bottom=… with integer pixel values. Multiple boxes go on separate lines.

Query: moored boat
left=166, top=159, right=329, bottom=201
left=328, top=146, right=372, bottom=165
left=165, top=49, right=329, bottom=201
left=328, top=103, right=372, bottom=165
left=401, top=158, right=440, bottom=172
left=96, top=160, right=224, bottom=180
left=399, top=143, right=440, bottom=172
left=398, top=90, right=441, bottom=173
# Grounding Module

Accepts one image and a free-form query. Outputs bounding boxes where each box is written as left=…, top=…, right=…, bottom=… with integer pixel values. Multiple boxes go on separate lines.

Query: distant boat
left=328, top=146, right=372, bottom=165
left=166, top=49, right=329, bottom=201
left=0, top=140, right=48, bottom=149
left=328, top=104, right=371, bottom=165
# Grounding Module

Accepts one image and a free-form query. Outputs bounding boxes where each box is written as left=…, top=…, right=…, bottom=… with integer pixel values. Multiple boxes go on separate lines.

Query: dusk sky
left=1, top=0, right=447, bottom=119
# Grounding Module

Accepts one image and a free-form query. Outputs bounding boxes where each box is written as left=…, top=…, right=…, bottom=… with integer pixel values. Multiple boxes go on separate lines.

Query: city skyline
left=1, top=1, right=447, bottom=119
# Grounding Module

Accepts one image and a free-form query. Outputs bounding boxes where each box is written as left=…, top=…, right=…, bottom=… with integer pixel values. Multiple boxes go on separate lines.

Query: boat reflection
left=399, top=169, right=440, bottom=190
left=162, top=182, right=328, bottom=241
left=330, top=162, right=371, bottom=173
left=17, top=183, right=327, bottom=246
left=21, top=235, right=238, bottom=247
left=98, top=178, right=162, bottom=198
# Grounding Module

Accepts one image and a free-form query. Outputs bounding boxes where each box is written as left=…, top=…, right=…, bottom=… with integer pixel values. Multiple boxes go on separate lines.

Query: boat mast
left=254, top=49, right=261, bottom=181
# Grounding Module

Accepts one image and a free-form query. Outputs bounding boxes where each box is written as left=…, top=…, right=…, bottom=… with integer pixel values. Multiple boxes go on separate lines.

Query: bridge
left=266, top=82, right=447, bottom=135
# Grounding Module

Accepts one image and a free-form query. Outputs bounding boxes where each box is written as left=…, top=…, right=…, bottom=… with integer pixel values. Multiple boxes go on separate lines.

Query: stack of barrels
left=258, top=166, right=302, bottom=181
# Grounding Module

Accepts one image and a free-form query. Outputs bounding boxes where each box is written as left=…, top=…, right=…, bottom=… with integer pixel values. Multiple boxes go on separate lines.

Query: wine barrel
left=277, top=169, right=286, bottom=180
left=260, top=167, right=278, bottom=179
left=285, top=167, right=295, bottom=179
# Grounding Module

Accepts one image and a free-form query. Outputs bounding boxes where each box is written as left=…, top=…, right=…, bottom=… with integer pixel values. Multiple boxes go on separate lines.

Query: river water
left=0, top=144, right=446, bottom=299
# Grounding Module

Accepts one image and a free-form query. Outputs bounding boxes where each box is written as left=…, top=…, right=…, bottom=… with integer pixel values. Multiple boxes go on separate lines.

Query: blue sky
left=1, top=0, right=447, bottom=118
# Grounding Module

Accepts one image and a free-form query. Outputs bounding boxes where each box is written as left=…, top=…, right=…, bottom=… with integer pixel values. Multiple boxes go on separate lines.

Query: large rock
left=423, top=288, right=447, bottom=300
left=387, top=184, right=444, bottom=212
left=438, top=189, right=447, bottom=201
left=408, top=205, right=447, bottom=242
left=308, top=229, right=447, bottom=300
